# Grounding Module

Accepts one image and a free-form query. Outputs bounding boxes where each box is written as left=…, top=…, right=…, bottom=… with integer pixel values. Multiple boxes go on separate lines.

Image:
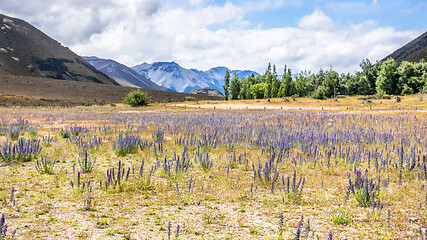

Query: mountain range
left=82, top=56, right=259, bottom=93
left=131, top=62, right=259, bottom=93
left=82, top=56, right=166, bottom=91
left=0, top=13, right=222, bottom=106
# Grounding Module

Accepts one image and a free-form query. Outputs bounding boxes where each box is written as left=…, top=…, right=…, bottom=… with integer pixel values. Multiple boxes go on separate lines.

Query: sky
left=1, top=0, right=426, bottom=74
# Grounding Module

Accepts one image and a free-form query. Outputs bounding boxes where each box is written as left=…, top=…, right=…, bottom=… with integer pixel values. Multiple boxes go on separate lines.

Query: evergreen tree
left=245, top=74, right=255, bottom=99
left=263, top=63, right=273, bottom=98
left=271, top=65, right=280, bottom=97
left=230, top=73, right=240, bottom=100
left=238, top=77, right=247, bottom=99
left=313, top=69, right=325, bottom=91
left=223, top=71, right=230, bottom=100
left=295, top=72, right=310, bottom=97
left=282, top=66, right=293, bottom=96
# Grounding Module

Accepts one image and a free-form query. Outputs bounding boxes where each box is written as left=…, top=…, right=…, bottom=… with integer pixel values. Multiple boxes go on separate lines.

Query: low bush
left=124, top=90, right=149, bottom=107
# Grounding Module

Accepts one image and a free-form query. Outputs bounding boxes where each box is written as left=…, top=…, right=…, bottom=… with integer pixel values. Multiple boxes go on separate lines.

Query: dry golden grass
left=0, top=97, right=427, bottom=239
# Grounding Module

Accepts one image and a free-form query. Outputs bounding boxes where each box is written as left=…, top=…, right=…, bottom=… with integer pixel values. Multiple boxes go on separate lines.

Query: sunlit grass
left=0, top=98, right=427, bottom=239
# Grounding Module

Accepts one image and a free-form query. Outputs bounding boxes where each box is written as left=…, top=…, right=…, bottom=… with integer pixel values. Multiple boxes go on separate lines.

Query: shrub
left=184, top=96, right=196, bottom=101
left=124, top=90, right=149, bottom=107
left=7, top=119, right=31, bottom=140
left=312, top=86, right=327, bottom=100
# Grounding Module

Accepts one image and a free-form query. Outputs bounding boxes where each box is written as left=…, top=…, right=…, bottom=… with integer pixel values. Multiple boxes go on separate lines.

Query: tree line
left=222, top=58, right=427, bottom=100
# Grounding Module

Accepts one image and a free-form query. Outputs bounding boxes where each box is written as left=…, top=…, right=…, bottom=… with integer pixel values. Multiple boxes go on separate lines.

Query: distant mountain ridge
left=132, top=62, right=207, bottom=92
left=383, top=31, right=427, bottom=64
left=0, top=13, right=117, bottom=85
left=82, top=56, right=166, bottom=91
left=132, top=62, right=259, bottom=93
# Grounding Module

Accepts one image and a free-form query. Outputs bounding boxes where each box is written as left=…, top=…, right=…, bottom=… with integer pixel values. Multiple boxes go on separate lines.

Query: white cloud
left=188, top=0, right=205, bottom=6
left=298, top=9, right=334, bottom=31
left=0, top=1, right=421, bottom=74
left=0, top=0, right=163, bottom=44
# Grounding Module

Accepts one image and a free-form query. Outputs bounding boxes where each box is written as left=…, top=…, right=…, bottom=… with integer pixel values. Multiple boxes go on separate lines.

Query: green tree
left=321, top=70, right=339, bottom=98
left=251, top=83, right=266, bottom=99
left=223, top=71, right=230, bottom=100
left=312, top=86, right=327, bottom=99
left=339, top=73, right=353, bottom=95
left=313, top=69, right=325, bottom=91
left=397, top=61, right=424, bottom=94
left=359, top=59, right=377, bottom=95
left=124, top=89, right=149, bottom=107
left=271, top=65, right=280, bottom=97
left=295, top=71, right=311, bottom=97
left=245, top=74, right=255, bottom=99
left=263, top=66, right=272, bottom=98
left=376, top=59, right=399, bottom=95
left=356, top=74, right=373, bottom=95
left=238, top=77, right=247, bottom=99
left=230, top=73, right=240, bottom=100
left=415, top=60, right=427, bottom=90
left=282, top=66, right=294, bottom=96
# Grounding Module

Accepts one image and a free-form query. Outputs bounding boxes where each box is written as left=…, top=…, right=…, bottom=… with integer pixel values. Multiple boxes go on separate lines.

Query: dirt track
left=171, top=103, right=337, bottom=110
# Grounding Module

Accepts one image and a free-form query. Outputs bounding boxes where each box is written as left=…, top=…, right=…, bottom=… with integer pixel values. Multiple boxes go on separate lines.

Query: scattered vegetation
left=0, top=138, right=41, bottom=162
left=184, top=96, right=197, bottom=101
left=78, top=149, right=96, bottom=173
left=0, top=101, right=427, bottom=238
left=35, top=155, right=56, bottom=174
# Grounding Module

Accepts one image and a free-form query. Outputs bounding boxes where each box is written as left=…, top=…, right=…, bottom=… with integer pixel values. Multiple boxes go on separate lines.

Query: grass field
left=1, top=96, right=427, bottom=239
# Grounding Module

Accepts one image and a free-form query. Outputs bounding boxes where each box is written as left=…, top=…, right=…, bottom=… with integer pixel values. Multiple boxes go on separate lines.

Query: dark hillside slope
left=383, top=31, right=427, bottom=64
left=0, top=74, right=222, bottom=106
left=0, top=13, right=116, bottom=84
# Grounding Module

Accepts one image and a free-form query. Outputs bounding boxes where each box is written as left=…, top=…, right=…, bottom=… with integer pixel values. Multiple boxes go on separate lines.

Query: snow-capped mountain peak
left=82, top=57, right=166, bottom=91
left=132, top=62, right=259, bottom=93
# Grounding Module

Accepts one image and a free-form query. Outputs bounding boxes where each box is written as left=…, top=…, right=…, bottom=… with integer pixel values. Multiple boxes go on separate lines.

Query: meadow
left=1, top=98, right=427, bottom=239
